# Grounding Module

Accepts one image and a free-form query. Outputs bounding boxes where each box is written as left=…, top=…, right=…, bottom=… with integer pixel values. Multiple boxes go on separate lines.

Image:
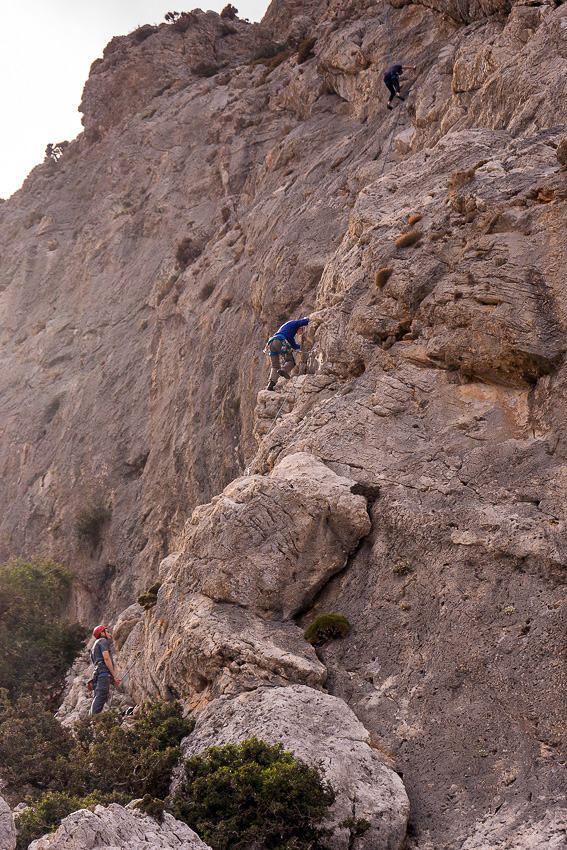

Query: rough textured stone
left=0, top=794, right=16, bottom=850
left=181, top=685, right=409, bottom=850
left=27, top=803, right=210, bottom=850
left=1, top=0, right=567, bottom=848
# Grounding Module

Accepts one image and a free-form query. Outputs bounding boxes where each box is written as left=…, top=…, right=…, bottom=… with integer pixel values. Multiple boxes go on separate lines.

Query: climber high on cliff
left=89, top=625, right=121, bottom=714
left=265, top=316, right=322, bottom=391
left=383, top=63, right=416, bottom=109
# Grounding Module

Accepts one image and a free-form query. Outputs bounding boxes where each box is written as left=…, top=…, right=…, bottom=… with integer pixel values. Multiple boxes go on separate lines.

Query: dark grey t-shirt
left=91, top=637, right=113, bottom=676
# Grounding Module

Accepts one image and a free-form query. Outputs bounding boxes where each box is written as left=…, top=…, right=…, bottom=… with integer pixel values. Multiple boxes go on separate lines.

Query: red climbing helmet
left=93, top=625, right=107, bottom=639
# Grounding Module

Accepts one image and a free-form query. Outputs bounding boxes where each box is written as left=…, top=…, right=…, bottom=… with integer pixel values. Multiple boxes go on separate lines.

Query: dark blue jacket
left=384, top=64, right=403, bottom=82
left=274, top=318, right=309, bottom=350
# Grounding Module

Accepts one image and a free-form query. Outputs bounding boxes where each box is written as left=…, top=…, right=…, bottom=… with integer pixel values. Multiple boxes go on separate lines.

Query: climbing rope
left=384, top=8, right=399, bottom=66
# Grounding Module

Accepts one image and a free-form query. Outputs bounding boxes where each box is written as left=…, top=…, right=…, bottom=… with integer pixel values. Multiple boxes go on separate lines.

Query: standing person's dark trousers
left=90, top=673, right=111, bottom=714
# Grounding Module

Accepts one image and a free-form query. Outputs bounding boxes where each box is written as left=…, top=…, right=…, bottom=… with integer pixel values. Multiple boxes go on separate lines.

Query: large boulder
left=120, top=453, right=370, bottom=704
left=181, top=685, right=409, bottom=850
left=27, top=803, right=210, bottom=850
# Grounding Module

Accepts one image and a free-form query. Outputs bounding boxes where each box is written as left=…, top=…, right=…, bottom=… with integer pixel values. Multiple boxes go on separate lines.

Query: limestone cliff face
left=2, top=0, right=567, bottom=847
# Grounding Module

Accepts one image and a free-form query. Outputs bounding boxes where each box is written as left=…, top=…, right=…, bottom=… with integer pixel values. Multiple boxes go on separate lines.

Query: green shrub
left=137, top=581, right=162, bottom=610
left=15, top=791, right=117, bottom=850
left=173, top=736, right=335, bottom=850
left=74, top=500, right=112, bottom=548
left=0, top=694, right=73, bottom=789
left=0, top=558, right=88, bottom=702
left=297, top=37, right=317, bottom=64
left=4, top=701, right=193, bottom=847
left=304, top=613, right=351, bottom=646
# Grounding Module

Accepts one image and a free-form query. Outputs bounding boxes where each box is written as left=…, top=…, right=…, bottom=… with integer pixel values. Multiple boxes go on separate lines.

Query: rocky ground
left=1, top=0, right=567, bottom=847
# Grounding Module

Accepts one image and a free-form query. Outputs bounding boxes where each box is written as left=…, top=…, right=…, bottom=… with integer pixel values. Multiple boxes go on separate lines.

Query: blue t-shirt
left=91, top=637, right=113, bottom=677
left=275, top=318, right=309, bottom=350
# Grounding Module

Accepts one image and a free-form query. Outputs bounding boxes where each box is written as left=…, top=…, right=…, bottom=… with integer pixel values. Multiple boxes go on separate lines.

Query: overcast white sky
left=0, top=0, right=271, bottom=199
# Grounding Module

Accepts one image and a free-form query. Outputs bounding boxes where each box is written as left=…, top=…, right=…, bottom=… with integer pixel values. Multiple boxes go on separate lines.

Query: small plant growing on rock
left=165, top=11, right=196, bottom=31
left=297, top=37, right=317, bottom=64
left=220, top=3, right=238, bottom=19
left=173, top=737, right=335, bottom=850
left=304, top=613, right=351, bottom=645
left=137, top=581, right=162, bottom=610
left=395, top=230, right=422, bottom=249
left=408, top=213, right=422, bottom=225
left=392, top=560, right=411, bottom=576
left=251, top=41, right=285, bottom=62
left=339, top=816, right=371, bottom=837
left=375, top=267, right=393, bottom=288
left=175, top=236, right=201, bottom=269
left=74, top=500, right=112, bottom=548
left=194, top=62, right=218, bottom=77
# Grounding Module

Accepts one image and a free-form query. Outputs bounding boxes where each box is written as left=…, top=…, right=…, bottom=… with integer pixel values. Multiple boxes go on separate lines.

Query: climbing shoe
left=277, top=369, right=291, bottom=380
left=398, top=95, right=405, bottom=101
left=387, top=103, right=393, bottom=110
left=266, top=381, right=276, bottom=391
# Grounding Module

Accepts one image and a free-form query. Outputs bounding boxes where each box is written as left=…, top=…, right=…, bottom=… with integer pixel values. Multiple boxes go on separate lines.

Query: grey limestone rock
left=181, top=685, right=409, bottom=850
left=0, top=794, right=16, bottom=850
left=26, top=803, right=210, bottom=850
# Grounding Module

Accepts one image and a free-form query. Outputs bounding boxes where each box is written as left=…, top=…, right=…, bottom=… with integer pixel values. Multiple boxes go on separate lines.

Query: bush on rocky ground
left=1, top=701, right=193, bottom=849
left=173, top=736, right=335, bottom=850
left=0, top=558, right=88, bottom=704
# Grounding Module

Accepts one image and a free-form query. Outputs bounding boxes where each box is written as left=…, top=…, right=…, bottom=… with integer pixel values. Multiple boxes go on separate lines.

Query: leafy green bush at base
left=0, top=701, right=193, bottom=848
left=0, top=558, right=88, bottom=703
left=173, top=736, right=335, bottom=850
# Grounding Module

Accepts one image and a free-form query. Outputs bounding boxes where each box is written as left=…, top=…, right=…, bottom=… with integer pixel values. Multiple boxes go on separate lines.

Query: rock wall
left=2, top=0, right=567, bottom=848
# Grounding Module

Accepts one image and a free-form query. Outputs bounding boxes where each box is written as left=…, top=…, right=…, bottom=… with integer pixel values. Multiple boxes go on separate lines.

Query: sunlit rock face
left=180, top=685, right=410, bottom=850
left=27, top=803, right=211, bottom=850
left=0, top=795, right=16, bottom=850
left=3, top=0, right=567, bottom=847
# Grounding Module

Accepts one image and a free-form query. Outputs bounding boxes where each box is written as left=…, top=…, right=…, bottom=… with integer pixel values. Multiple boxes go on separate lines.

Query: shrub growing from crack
left=298, top=37, right=317, bottom=64
left=74, top=500, right=112, bottom=548
left=304, top=613, right=351, bottom=645
left=175, top=236, right=201, bottom=269
left=137, top=581, right=162, bottom=610
left=375, top=267, right=393, bottom=288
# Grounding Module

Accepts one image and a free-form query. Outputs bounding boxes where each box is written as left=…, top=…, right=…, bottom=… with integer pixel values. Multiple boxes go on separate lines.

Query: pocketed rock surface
left=2, top=0, right=567, bottom=848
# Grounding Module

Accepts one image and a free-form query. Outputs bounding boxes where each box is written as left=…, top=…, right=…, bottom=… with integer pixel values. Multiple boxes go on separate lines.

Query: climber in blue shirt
left=383, top=63, right=416, bottom=109
left=265, top=318, right=310, bottom=391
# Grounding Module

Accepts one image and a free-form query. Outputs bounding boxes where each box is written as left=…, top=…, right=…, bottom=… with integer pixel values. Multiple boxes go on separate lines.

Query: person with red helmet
left=89, top=625, right=121, bottom=714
